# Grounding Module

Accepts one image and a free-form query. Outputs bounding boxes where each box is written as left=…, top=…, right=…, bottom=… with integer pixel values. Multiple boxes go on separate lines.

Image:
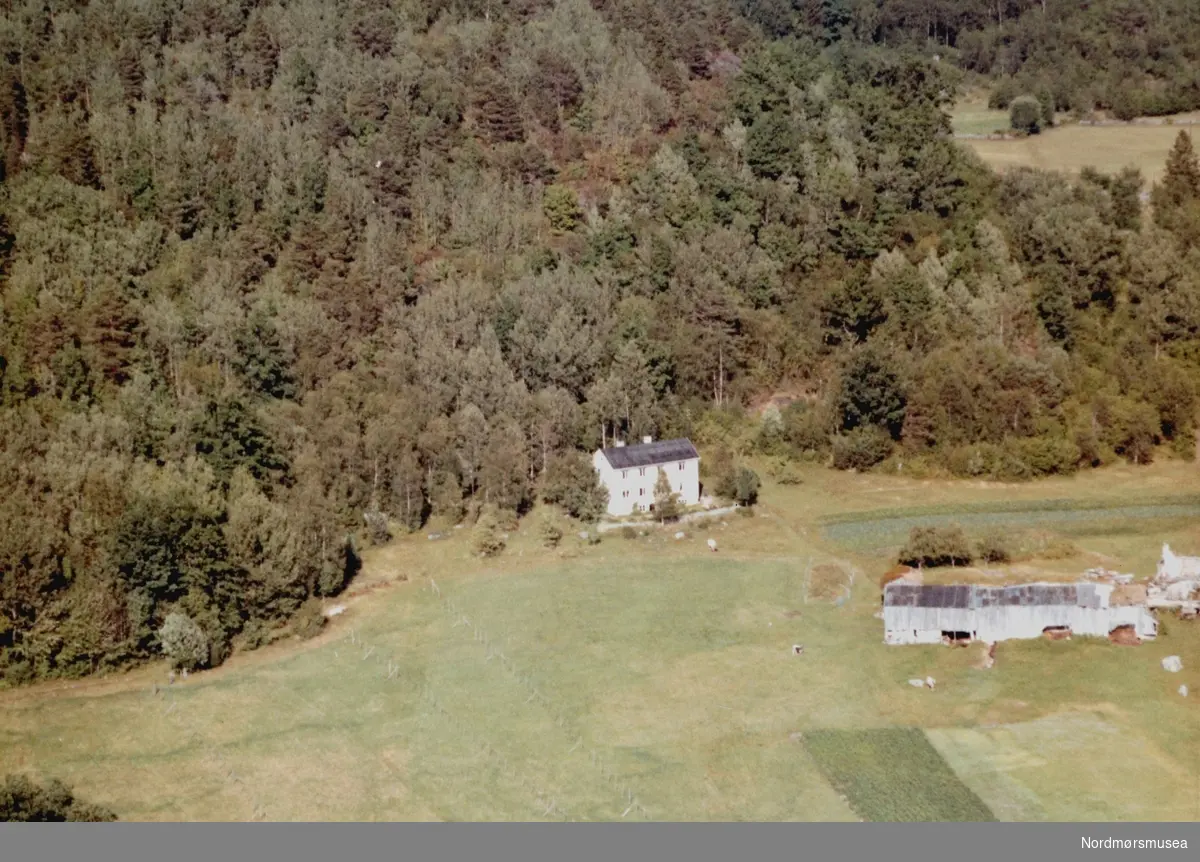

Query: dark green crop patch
left=803, top=727, right=996, bottom=822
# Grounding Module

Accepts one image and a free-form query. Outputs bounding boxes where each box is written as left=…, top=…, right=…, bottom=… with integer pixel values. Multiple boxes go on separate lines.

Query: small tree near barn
left=899, top=525, right=973, bottom=568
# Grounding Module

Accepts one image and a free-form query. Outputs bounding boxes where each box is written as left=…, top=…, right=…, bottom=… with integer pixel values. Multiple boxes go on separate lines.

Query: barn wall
left=883, top=605, right=1157, bottom=644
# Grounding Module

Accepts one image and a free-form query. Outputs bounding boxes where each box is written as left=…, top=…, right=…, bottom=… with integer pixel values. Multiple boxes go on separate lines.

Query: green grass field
left=2, top=461, right=1199, bottom=821
left=950, top=97, right=1197, bottom=185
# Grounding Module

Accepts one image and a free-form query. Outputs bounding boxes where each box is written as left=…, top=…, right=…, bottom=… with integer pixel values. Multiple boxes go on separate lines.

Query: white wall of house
left=592, top=452, right=700, bottom=517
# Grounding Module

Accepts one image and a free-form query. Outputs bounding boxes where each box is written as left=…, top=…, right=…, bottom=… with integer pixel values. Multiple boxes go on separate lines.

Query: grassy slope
left=2, top=461, right=1199, bottom=821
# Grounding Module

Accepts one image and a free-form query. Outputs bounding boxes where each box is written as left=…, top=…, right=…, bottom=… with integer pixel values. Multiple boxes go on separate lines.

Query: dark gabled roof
left=885, top=584, right=973, bottom=609
left=599, top=439, right=699, bottom=470
left=884, top=583, right=1097, bottom=609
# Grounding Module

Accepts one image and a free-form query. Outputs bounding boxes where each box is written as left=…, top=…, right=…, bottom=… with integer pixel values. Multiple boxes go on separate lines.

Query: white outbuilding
left=1156, top=544, right=1200, bottom=584
left=883, top=582, right=1158, bottom=646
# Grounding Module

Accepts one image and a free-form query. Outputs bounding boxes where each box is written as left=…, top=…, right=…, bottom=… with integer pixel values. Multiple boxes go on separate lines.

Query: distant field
left=820, top=495, right=1200, bottom=556
left=2, top=460, right=1199, bottom=821
left=951, top=99, right=1195, bottom=184
left=950, top=102, right=1011, bottom=136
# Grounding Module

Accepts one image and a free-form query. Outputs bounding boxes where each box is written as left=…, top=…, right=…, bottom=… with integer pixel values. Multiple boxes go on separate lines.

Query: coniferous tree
left=653, top=470, right=680, bottom=522
left=474, top=75, right=525, bottom=144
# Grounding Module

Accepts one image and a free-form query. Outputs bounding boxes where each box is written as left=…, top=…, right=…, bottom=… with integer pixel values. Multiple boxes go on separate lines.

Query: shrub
left=832, top=427, right=893, bottom=471
left=1034, top=85, right=1056, bottom=128
left=898, top=525, right=973, bottom=568
left=975, top=530, right=1012, bottom=564
left=158, top=612, right=210, bottom=671
left=473, top=511, right=506, bottom=557
left=0, top=774, right=117, bottom=822
left=1009, top=95, right=1043, bottom=134
left=539, top=515, right=564, bottom=548
left=943, top=443, right=1002, bottom=478
left=237, top=619, right=273, bottom=651
left=755, top=404, right=787, bottom=454
left=989, top=78, right=1019, bottom=110
left=543, top=184, right=582, bottom=233
left=1171, top=432, right=1196, bottom=461
left=292, top=598, right=326, bottom=640
left=363, top=509, right=391, bottom=545
left=1000, top=436, right=1081, bottom=478
left=620, top=526, right=638, bottom=540
left=781, top=402, right=831, bottom=457
left=765, top=457, right=803, bottom=485
left=732, top=466, right=761, bottom=506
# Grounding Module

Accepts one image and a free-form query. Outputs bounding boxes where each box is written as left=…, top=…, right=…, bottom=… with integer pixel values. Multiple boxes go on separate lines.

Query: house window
left=639, top=468, right=645, bottom=477
left=622, top=490, right=629, bottom=498
left=678, top=462, right=685, bottom=470
left=639, top=488, right=645, bottom=496
left=621, top=470, right=627, bottom=479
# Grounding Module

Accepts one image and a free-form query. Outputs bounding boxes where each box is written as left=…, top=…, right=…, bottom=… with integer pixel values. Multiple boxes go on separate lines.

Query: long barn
left=883, top=582, right=1158, bottom=645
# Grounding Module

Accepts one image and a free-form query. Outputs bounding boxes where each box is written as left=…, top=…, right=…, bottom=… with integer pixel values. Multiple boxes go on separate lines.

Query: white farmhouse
left=592, top=437, right=700, bottom=517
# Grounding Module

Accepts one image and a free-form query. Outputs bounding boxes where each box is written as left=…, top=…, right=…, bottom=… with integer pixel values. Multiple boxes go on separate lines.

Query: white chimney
left=643, top=436, right=653, bottom=444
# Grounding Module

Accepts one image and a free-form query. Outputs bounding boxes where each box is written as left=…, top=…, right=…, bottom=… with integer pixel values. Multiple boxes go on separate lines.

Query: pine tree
left=1161, top=131, right=1200, bottom=208
left=531, top=50, right=583, bottom=130
left=473, top=509, right=506, bottom=557
left=240, top=14, right=279, bottom=89
left=474, top=75, right=525, bottom=144
left=116, top=41, right=144, bottom=106
left=1152, top=131, right=1200, bottom=247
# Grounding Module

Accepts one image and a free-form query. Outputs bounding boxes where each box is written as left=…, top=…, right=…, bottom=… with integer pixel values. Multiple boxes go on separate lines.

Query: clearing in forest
left=2, top=461, right=1199, bottom=821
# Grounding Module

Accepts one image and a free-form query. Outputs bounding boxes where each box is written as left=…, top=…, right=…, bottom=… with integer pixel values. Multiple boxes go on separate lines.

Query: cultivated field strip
left=819, top=497, right=1200, bottom=554
left=803, top=727, right=997, bottom=822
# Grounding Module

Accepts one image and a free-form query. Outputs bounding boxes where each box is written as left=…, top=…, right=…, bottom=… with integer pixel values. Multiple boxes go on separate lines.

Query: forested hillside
left=736, top=1, right=1200, bottom=119
left=791, top=0, right=1200, bottom=119
left=1, top=0, right=1199, bottom=683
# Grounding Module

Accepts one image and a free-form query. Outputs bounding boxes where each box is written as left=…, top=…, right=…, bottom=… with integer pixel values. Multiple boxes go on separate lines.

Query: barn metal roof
left=599, top=439, right=699, bottom=469
left=884, top=583, right=1102, bottom=610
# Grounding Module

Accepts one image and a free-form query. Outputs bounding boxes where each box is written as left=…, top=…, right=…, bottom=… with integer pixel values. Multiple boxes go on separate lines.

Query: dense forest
left=1, top=0, right=1200, bottom=683
left=742, top=0, right=1200, bottom=119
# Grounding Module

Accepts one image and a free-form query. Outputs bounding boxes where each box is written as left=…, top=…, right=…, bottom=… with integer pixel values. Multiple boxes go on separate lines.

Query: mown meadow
left=2, top=461, right=1198, bottom=821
